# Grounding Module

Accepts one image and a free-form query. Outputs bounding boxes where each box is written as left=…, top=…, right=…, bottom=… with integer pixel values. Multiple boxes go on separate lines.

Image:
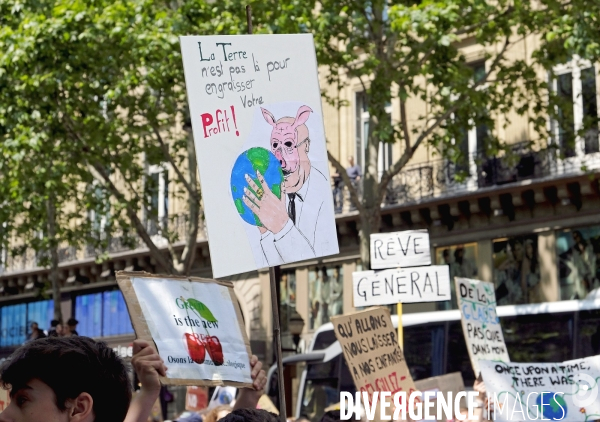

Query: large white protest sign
left=180, top=35, right=338, bottom=278
left=117, top=272, right=252, bottom=387
left=370, top=230, right=431, bottom=270
left=353, top=266, right=450, bottom=307
left=456, top=278, right=510, bottom=376
left=480, top=357, right=600, bottom=422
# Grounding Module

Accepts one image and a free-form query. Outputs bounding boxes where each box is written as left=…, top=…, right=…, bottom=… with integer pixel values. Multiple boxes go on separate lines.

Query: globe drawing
left=536, top=392, right=567, bottom=421
left=230, top=147, right=284, bottom=226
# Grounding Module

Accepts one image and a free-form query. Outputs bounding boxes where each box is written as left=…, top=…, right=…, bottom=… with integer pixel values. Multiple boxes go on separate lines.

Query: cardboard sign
left=257, top=394, right=279, bottom=415
left=331, top=307, right=417, bottom=406
left=370, top=230, right=431, bottom=270
left=208, top=386, right=237, bottom=409
left=455, top=278, right=510, bottom=376
left=117, top=271, right=252, bottom=387
left=414, top=372, right=466, bottom=422
left=0, top=387, right=10, bottom=412
left=353, top=265, right=451, bottom=307
left=480, top=357, right=600, bottom=421
left=186, top=386, right=209, bottom=411
left=180, top=35, right=339, bottom=278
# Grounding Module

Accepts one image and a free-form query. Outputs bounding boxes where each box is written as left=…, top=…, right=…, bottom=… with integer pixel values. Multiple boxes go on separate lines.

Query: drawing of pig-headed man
left=242, top=105, right=333, bottom=265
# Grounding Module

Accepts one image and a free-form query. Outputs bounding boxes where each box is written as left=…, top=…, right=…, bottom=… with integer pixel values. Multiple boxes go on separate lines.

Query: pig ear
left=292, top=105, right=312, bottom=128
left=261, top=108, right=276, bottom=127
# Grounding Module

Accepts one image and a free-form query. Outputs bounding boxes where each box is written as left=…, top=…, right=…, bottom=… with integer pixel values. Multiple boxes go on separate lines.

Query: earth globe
left=230, top=147, right=284, bottom=226
left=536, top=392, right=567, bottom=420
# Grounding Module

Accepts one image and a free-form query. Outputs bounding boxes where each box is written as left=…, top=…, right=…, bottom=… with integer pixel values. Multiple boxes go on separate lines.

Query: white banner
left=353, top=265, right=450, bottom=307
left=480, top=357, right=600, bottom=422
left=370, top=230, right=431, bottom=270
left=180, top=35, right=338, bottom=278
left=130, top=277, right=252, bottom=384
left=455, top=277, right=510, bottom=376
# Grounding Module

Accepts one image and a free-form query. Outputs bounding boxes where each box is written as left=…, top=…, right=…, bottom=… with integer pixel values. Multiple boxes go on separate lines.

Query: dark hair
left=67, top=317, right=79, bottom=326
left=218, top=408, right=279, bottom=422
left=319, top=410, right=342, bottom=422
left=50, top=319, right=60, bottom=327
left=0, top=336, right=131, bottom=422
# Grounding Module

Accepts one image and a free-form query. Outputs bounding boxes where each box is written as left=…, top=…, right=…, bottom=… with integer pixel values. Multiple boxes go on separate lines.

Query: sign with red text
left=352, top=265, right=451, bottom=307
left=117, top=272, right=252, bottom=387
left=370, top=230, right=431, bottom=270
left=456, top=278, right=510, bottom=377
left=331, top=307, right=417, bottom=409
left=180, top=35, right=338, bottom=278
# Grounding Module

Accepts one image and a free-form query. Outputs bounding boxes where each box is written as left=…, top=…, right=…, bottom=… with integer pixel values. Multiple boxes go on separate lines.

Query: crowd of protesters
left=25, top=318, right=79, bottom=343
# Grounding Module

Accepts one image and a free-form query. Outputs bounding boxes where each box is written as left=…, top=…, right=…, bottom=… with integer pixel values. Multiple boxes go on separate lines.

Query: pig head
left=261, top=105, right=312, bottom=176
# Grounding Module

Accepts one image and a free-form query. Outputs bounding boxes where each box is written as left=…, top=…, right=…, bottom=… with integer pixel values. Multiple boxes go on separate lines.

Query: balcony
left=2, top=212, right=207, bottom=274
left=334, top=144, right=600, bottom=213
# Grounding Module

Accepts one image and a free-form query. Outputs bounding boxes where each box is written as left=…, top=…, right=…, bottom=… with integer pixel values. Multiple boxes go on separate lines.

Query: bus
left=266, top=294, right=600, bottom=421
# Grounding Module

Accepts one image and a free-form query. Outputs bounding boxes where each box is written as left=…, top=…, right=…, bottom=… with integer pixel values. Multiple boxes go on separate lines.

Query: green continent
left=247, top=147, right=270, bottom=175
left=271, top=183, right=281, bottom=199
left=232, top=185, right=237, bottom=193
left=234, top=198, right=244, bottom=214
left=253, top=213, right=262, bottom=226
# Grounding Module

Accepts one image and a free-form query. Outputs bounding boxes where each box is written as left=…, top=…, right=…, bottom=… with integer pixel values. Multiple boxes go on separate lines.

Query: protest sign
left=480, top=357, right=600, bottom=422
left=353, top=265, right=451, bottom=307
left=370, top=230, right=431, bottom=270
left=117, top=271, right=252, bottom=387
left=180, top=34, right=338, bottom=278
left=208, top=386, right=238, bottom=409
left=0, top=386, right=9, bottom=412
left=414, top=372, right=466, bottom=422
left=456, top=277, right=510, bottom=376
left=331, top=307, right=417, bottom=407
left=186, top=386, right=209, bottom=411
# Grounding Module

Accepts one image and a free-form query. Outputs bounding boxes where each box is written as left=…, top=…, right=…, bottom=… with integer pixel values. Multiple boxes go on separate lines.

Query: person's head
left=513, top=239, right=524, bottom=261
left=67, top=318, right=78, bottom=328
left=454, top=247, right=464, bottom=263
left=262, top=106, right=313, bottom=193
left=30, top=322, right=39, bottom=332
left=203, top=405, right=233, bottom=422
left=56, top=323, right=64, bottom=335
left=50, top=320, right=60, bottom=328
left=524, top=239, right=534, bottom=259
left=348, top=156, right=355, bottom=167
left=218, top=408, right=279, bottom=422
left=0, top=336, right=131, bottom=422
left=442, top=249, right=450, bottom=263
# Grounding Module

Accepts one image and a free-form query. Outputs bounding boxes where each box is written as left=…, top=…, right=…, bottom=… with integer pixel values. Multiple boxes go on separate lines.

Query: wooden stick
left=245, top=7, right=287, bottom=420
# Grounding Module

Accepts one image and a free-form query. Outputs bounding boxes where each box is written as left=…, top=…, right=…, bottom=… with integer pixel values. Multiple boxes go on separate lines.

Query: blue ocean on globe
left=230, top=147, right=284, bottom=226
left=536, top=392, right=567, bottom=421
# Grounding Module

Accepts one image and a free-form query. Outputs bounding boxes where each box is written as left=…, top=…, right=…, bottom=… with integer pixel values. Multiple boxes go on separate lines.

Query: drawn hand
left=243, top=170, right=289, bottom=234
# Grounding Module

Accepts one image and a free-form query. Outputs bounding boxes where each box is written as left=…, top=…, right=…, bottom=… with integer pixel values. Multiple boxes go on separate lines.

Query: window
left=308, top=265, right=343, bottom=330
left=501, top=312, right=574, bottom=362
left=403, top=323, right=445, bottom=381
left=456, top=62, right=489, bottom=175
left=279, top=270, right=296, bottom=333
left=0, top=301, right=52, bottom=347
left=75, top=291, right=134, bottom=338
left=355, top=92, right=392, bottom=180
left=577, top=309, right=600, bottom=357
left=552, top=59, right=599, bottom=158
left=556, top=225, right=600, bottom=300
left=435, top=243, right=478, bottom=310
left=146, top=165, right=169, bottom=236
left=493, top=235, right=540, bottom=305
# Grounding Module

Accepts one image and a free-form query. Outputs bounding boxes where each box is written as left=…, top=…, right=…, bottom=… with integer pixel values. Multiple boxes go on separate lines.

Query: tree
left=269, top=0, right=599, bottom=267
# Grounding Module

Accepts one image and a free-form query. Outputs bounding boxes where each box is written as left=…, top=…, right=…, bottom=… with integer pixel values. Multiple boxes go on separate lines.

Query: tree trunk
left=46, top=198, right=63, bottom=323
left=358, top=206, right=381, bottom=269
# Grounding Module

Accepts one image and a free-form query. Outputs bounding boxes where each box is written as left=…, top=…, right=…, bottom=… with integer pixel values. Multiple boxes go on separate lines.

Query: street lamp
left=288, top=309, right=305, bottom=352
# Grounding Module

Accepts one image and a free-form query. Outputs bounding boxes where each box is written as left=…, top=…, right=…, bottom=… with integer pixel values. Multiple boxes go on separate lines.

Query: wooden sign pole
left=397, top=302, right=403, bottom=350
left=244, top=7, right=287, bottom=421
